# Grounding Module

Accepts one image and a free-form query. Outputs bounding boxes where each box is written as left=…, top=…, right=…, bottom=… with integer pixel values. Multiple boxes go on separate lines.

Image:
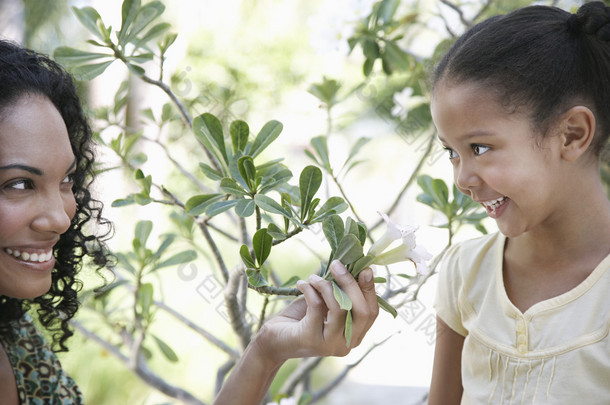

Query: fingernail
left=308, top=274, right=324, bottom=282
left=361, top=268, right=373, bottom=282
left=296, top=279, right=306, bottom=287
left=331, top=260, right=347, bottom=275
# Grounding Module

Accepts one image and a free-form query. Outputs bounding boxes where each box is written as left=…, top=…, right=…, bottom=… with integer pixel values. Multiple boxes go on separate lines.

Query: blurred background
left=0, top=0, right=586, bottom=404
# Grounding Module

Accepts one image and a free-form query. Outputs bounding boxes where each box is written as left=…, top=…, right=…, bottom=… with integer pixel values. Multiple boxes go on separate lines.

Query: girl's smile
left=430, top=80, right=568, bottom=238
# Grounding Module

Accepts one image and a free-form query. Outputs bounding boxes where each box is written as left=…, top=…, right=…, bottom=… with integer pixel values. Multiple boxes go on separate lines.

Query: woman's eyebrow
left=0, top=158, right=76, bottom=176
left=0, top=163, right=43, bottom=175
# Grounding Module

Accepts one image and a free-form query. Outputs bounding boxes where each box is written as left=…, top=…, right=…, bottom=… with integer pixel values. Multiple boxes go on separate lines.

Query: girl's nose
left=31, top=192, right=74, bottom=235
left=454, top=160, right=481, bottom=195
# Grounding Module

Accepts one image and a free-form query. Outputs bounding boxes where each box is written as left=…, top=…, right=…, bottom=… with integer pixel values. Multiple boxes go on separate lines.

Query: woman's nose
left=31, top=191, right=74, bottom=235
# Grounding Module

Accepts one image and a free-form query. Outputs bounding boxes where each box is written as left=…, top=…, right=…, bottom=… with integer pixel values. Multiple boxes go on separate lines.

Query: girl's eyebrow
left=0, top=158, right=77, bottom=176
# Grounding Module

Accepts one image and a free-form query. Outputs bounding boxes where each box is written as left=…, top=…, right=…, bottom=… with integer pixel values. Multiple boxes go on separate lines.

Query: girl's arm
left=428, top=316, right=465, bottom=405
left=213, top=261, right=379, bottom=405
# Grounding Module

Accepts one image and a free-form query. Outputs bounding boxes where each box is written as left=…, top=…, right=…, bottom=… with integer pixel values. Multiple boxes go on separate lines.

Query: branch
left=280, top=357, right=324, bottom=395
left=141, top=135, right=212, bottom=193
left=72, top=321, right=206, bottom=405
left=370, top=131, right=436, bottom=232
left=154, top=299, right=239, bottom=359
left=224, top=265, right=252, bottom=350
left=214, top=359, right=237, bottom=396
left=308, top=334, right=395, bottom=403
left=195, top=217, right=230, bottom=282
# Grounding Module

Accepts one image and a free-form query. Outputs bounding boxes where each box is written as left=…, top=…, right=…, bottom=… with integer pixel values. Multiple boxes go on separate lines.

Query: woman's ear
left=559, top=106, right=596, bottom=162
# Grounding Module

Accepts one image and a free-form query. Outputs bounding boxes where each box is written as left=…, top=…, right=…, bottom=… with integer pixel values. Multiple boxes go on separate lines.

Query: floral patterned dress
left=0, top=314, right=83, bottom=404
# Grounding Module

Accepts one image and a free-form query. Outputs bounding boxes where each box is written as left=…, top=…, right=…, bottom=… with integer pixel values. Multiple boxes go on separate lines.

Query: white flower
left=368, top=212, right=432, bottom=275
left=368, top=212, right=415, bottom=257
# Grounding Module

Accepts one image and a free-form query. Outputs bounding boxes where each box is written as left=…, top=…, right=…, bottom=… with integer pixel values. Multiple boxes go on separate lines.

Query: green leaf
left=266, top=223, right=286, bottom=240
left=249, top=120, right=283, bottom=158
left=246, top=269, right=268, bottom=287
left=152, top=334, right=179, bottom=363
left=374, top=277, right=387, bottom=283
left=230, top=120, right=249, bottom=154
left=331, top=281, right=352, bottom=311
left=240, top=245, right=257, bottom=269
left=137, top=282, right=154, bottom=318
left=71, top=60, right=115, bottom=81
left=253, top=228, right=273, bottom=267
left=153, top=250, right=197, bottom=271
left=119, top=0, right=141, bottom=45
left=71, top=6, right=105, bottom=41
left=377, top=0, right=400, bottom=24
left=383, top=40, right=410, bottom=72
left=193, top=113, right=228, bottom=165
left=310, top=136, right=330, bottom=171
left=377, top=295, right=398, bottom=318
left=199, top=162, right=222, bottom=181
left=122, top=1, right=166, bottom=45
left=363, top=57, right=375, bottom=76
left=237, top=156, right=257, bottom=192
left=345, top=310, right=353, bottom=347
left=352, top=255, right=375, bottom=278
left=235, top=198, right=255, bottom=217
left=311, top=196, right=348, bottom=222
left=281, top=276, right=300, bottom=287
left=322, top=214, right=344, bottom=252
left=135, top=220, right=153, bottom=246
left=334, top=234, right=364, bottom=265
left=206, top=199, right=239, bottom=217
left=220, top=178, right=249, bottom=197
left=343, top=137, right=371, bottom=170
left=134, top=22, right=171, bottom=48
left=254, top=194, right=292, bottom=218
left=53, top=47, right=110, bottom=65
left=112, top=196, right=135, bottom=207
left=185, top=194, right=223, bottom=216
left=299, top=166, right=323, bottom=220
left=308, top=77, right=341, bottom=107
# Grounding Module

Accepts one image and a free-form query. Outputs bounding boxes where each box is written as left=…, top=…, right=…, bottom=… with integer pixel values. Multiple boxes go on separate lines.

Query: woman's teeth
left=482, top=196, right=507, bottom=213
left=5, top=248, right=53, bottom=263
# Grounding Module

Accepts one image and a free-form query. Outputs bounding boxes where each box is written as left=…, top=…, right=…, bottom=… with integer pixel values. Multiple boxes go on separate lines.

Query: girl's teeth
left=4, top=248, right=53, bottom=263
left=483, top=196, right=507, bottom=213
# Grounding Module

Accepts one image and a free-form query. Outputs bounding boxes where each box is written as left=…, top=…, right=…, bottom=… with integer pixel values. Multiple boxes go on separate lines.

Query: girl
left=428, top=2, right=610, bottom=404
left=0, top=40, right=377, bottom=404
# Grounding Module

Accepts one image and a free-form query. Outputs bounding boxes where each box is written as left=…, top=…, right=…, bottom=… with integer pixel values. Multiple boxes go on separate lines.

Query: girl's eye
left=472, top=144, right=490, bottom=156
left=443, top=146, right=458, bottom=160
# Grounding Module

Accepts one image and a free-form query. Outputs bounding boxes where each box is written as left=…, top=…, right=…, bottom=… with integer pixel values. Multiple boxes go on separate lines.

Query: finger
left=307, top=273, right=346, bottom=339
left=295, top=279, right=327, bottom=332
left=351, top=268, right=379, bottom=346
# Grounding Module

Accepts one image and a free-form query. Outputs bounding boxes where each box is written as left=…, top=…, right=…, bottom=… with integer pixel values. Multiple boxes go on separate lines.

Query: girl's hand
left=253, top=260, right=379, bottom=365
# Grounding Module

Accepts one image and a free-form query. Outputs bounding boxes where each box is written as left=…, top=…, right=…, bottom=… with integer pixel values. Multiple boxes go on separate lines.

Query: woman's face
left=0, top=94, right=76, bottom=299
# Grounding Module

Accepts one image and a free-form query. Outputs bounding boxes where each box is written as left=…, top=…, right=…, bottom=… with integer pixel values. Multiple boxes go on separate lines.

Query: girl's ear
left=559, top=106, right=596, bottom=162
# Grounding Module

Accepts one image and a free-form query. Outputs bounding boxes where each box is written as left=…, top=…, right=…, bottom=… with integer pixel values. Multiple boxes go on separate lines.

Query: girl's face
left=430, top=80, right=566, bottom=238
left=0, top=94, right=76, bottom=299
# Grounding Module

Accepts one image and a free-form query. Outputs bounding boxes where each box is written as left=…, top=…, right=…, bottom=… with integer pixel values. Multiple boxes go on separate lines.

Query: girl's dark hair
left=432, top=1, right=610, bottom=156
left=0, top=39, right=113, bottom=351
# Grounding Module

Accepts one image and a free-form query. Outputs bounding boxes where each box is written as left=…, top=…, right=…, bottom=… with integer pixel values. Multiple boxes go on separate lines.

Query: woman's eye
left=472, top=144, right=490, bottom=155
left=62, top=174, right=75, bottom=184
left=6, top=179, right=33, bottom=190
left=443, top=146, right=458, bottom=160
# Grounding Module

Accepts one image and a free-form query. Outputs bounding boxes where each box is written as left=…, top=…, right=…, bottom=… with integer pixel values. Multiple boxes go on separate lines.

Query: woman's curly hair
left=0, top=39, right=114, bottom=351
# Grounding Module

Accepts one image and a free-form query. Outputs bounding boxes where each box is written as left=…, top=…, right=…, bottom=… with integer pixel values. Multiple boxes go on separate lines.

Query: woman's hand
left=255, top=260, right=379, bottom=364
left=213, top=261, right=379, bottom=405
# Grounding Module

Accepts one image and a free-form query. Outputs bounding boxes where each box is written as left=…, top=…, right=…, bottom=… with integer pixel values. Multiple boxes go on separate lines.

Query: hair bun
left=574, top=1, right=610, bottom=41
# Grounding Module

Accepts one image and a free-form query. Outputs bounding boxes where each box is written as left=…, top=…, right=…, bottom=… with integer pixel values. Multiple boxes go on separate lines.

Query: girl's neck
left=508, top=184, right=610, bottom=269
